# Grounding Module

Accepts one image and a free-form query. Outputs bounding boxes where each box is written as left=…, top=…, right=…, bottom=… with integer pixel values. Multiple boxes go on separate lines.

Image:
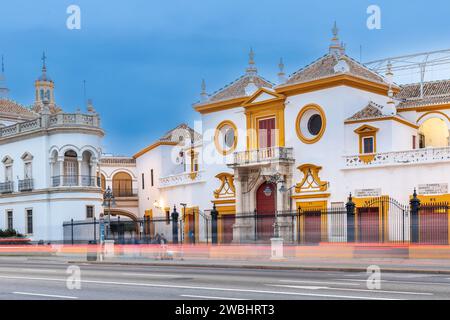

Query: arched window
left=419, top=118, right=449, bottom=148
left=112, top=172, right=133, bottom=197
left=63, top=150, right=78, bottom=186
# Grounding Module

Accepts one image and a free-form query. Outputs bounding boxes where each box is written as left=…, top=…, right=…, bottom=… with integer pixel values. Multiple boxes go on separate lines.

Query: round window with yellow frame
left=214, top=120, right=238, bottom=155
left=295, top=104, right=326, bottom=144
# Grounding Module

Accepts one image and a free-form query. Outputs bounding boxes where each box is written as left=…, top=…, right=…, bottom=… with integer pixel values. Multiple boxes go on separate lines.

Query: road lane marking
left=268, top=284, right=432, bottom=296
left=335, top=278, right=450, bottom=286
left=13, top=292, right=78, bottom=299
left=20, top=269, right=60, bottom=273
left=121, top=273, right=179, bottom=278
left=279, top=280, right=360, bottom=286
left=181, top=294, right=247, bottom=300
left=0, top=275, right=398, bottom=300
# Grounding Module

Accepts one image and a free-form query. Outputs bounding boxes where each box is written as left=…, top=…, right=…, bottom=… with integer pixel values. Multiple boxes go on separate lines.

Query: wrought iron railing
left=18, top=179, right=33, bottom=192
left=231, top=147, right=294, bottom=166
left=0, top=181, right=14, bottom=194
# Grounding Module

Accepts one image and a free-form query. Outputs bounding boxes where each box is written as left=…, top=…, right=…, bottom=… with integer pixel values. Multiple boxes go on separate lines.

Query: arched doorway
left=256, top=182, right=276, bottom=241
left=112, top=172, right=133, bottom=197
left=418, top=117, right=449, bottom=148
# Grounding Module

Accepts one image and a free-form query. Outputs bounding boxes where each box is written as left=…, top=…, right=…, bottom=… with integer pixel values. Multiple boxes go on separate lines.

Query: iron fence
left=61, top=195, right=450, bottom=245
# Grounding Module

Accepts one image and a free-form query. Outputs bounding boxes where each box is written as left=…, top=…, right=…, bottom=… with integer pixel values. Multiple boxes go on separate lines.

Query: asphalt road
left=0, top=257, right=448, bottom=300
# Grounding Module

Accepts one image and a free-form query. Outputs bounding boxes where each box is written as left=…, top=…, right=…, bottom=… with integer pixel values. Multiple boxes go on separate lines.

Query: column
left=58, top=157, right=64, bottom=187
left=77, top=158, right=82, bottom=186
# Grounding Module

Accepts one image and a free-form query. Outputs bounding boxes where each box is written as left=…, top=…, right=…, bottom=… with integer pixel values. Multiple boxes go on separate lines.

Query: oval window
left=295, top=104, right=326, bottom=144
left=307, top=114, right=322, bottom=136
left=215, top=121, right=238, bottom=155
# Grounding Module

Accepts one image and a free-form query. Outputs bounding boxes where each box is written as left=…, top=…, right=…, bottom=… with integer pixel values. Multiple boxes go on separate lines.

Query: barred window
left=86, top=205, right=94, bottom=219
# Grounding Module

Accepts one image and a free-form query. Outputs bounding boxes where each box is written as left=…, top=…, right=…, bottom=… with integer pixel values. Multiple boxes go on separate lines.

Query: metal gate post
left=410, top=189, right=420, bottom=243
left=346, top=194, right=355, bottom=242
left=211, top=204, right=218, bottom=244
left=71, top=219, right=74, bottom=245
left=171, top=205, right=179, bottom=244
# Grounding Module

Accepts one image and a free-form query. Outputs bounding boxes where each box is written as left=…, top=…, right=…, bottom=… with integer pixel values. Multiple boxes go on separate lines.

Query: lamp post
left=102, top=186, right=116, bottom=240
left=180, top=203, right=187, bottom=243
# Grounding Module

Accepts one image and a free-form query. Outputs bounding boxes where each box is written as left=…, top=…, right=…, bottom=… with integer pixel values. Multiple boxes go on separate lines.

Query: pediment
left=242, top=88, right=285, bottom=107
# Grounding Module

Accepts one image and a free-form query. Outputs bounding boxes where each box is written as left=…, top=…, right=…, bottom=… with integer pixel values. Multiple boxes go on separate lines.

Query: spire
left=246, top=47, right=257, bottom=75
left=277, top=58, right=286, bottom=84
left=40, top=51, right=49, bottom=81
left=329, top=21, right=343, bottom=56
left=200, top=79, right=208, bottom=102
left=0, top=55, right=9, bottom=98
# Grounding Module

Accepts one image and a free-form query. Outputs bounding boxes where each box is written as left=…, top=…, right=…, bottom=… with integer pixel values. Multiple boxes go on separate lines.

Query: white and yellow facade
left=130, top=27, right=450, bottom=242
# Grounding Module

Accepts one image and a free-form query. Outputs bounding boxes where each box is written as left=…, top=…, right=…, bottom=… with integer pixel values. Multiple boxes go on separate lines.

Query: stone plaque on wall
left=418, top=183, right=448, bottom=195
left=354, top=188, right=382, bottom=197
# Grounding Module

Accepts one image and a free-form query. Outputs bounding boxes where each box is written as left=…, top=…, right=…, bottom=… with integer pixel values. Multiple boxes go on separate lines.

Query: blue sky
left=1, top=0, right=449, bottom=155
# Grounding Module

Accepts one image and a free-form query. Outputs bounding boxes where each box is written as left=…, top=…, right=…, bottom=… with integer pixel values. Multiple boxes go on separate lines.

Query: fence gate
left=357, top=196, right=409, bottom=243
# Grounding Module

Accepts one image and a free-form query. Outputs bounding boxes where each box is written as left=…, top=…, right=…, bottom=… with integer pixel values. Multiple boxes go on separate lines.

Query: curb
left=67, top=260, right=450, bottom=275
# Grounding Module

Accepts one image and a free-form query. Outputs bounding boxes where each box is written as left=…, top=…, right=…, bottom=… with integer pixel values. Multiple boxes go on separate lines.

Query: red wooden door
left=256, top=182, right=276, bottom=241
left=258, top=118, right=276, bottom=149
left=358, top=208, right=380, bottom=242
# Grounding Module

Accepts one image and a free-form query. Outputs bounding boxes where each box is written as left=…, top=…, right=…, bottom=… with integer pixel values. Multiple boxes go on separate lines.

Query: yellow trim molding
left=214, top=120, right=238, bottom=155
left=245, top=99, right=285, bottom=150
left=194, top=96, right=247, bottom=114
left=397, top=103, right=450, bottom=113
left=417, top=111, right=450, bottom=124
left=213, top=173, right=236, bottom=199
left=295, top=164, right=329, bottom=193
left=344, top=116, right=418, bottom=129
left=295, top=104, right=327, bottom=144
left=354, top=124, right=379, bottom=163
left=276, top=74, right=399, bottom=97
left=133, top=141, right=178, bottom=159
left=291, top=193, right=330, bottom=200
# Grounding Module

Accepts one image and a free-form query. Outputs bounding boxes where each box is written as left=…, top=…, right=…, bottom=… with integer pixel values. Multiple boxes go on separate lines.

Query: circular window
left=296, top=104, right=326, bottom=144
left=215, top=121, right=238, bottom=155
left=307, top=114, right=322, bottom=136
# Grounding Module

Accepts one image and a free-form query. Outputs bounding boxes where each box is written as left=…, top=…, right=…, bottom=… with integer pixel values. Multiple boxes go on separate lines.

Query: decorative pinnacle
left=246, top=47, right=257, bottom=74
left=200, top=79, right=208, bottom=101
left=278, top=58, right=284, bottom=73
left=332, top=21, right=339, bottom=39
left=41, top=51, right=47, bottom=72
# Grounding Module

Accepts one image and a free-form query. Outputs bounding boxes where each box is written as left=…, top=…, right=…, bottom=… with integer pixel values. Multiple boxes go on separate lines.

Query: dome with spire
left=194, top=48, right=274, bottom=105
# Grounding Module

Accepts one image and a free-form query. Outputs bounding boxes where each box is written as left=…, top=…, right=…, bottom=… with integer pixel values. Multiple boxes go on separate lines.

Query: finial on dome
left=200, top=79, right=208, bottom=102
left=277, top=58, right=286, bottom=84
left=246, top=47, right=257, bottom=75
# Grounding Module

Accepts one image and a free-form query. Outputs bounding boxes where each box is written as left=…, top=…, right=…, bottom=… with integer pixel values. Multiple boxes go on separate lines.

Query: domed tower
left=33, top=52, right=60, bottom=113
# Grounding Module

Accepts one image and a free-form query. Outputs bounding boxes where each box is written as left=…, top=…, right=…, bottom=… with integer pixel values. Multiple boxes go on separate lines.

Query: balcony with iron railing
left=18, top=179, right=33, bottom=192
left=0, top=181, right=14, bottom=194
left=51, top=175, right=99, bottom=187
left=343, top=146, right=450, bottom=169
left=229, top=146, right=295, bottom=167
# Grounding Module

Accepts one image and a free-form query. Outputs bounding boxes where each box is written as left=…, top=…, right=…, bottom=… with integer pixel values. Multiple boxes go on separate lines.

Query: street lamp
left=102, top=186, right=116, bottom=239
left=265, top=172, right=286, bottom=238
left=180, top=203, right=187, bottom=243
